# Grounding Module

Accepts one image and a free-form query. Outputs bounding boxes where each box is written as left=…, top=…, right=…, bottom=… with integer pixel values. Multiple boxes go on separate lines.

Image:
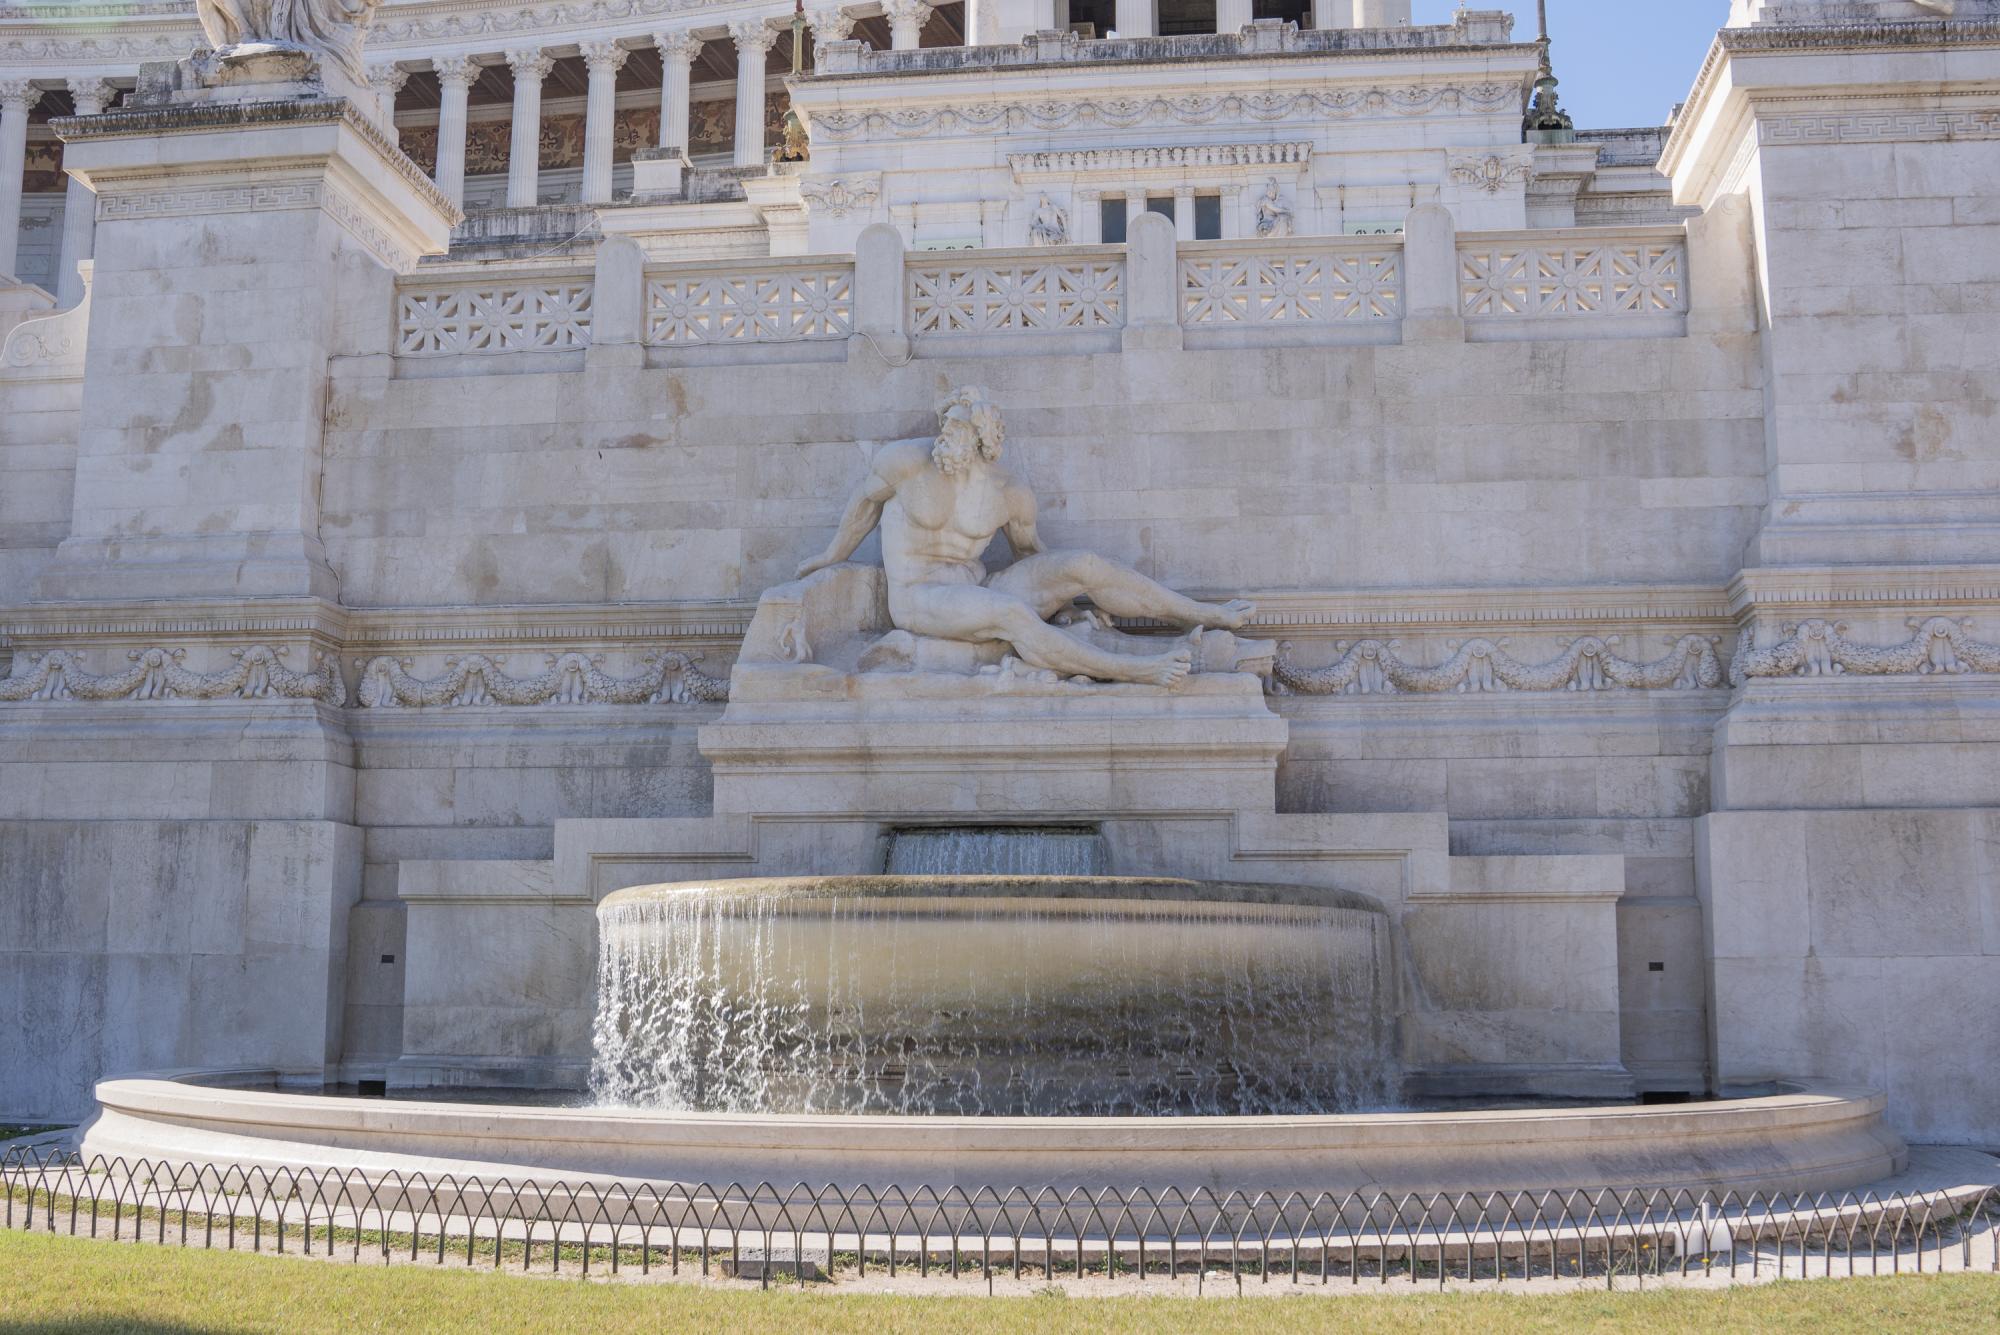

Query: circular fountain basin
left=589, top=876, right=1395, bottom=1117
left=82, top=1072, right=1907, bottom=1204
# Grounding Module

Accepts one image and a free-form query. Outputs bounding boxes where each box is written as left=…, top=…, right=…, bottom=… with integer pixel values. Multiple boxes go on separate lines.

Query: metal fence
left=5, top=1146, right=1995, bottom=1291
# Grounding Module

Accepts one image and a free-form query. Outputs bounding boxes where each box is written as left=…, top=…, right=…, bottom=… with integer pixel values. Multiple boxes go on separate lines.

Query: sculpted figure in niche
left=1254, top=178, right=1295, bottom=238
left=195, top=0, right=383, bottom=81
left=1028, top=194, right=1069, bottom=247
left=796, top=388, right=1255, bottom=687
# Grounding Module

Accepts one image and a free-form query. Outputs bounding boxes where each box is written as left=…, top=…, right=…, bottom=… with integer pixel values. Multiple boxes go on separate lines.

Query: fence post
left=1122, top=211, right=1182, bottom=352
left=588, top=234, right=646, bottom=368
left=1401, top=203, right=1464, bottom=344
left=850, top=222, right=909, bottom=365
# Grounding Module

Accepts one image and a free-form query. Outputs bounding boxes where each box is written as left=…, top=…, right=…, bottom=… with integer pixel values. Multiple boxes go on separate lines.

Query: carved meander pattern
left=398, top=280, right=595, bottom=356
left=645, top=266, right=855, bottom=344
left=1460, top=240, right=1687, bottom=320
left=908, top=257, right=1125, bottom=334
left=1180, top=246, right=1403, bottom=325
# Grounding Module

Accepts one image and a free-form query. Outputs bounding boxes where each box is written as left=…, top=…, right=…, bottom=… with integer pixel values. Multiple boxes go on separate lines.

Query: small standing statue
left=774, top=0, right=812, bottom=162
left=1254, top=178, right=1295, bottom=239
left=1027, top=193, right=1069, bottom=247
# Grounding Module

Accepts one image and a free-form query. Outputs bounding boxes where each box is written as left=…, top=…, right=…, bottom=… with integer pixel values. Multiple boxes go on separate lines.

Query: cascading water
left=885, top=827, right=1108, bottom=877
left=589, top=876, right=1395, bottom=1117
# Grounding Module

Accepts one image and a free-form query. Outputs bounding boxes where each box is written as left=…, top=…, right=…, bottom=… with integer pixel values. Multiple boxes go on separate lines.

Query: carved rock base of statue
left=700, top=564, right=1289, bottom=816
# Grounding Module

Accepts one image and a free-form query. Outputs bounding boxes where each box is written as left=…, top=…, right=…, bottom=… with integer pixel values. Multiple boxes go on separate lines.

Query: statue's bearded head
left=933, top=386, right=1004, bottom=476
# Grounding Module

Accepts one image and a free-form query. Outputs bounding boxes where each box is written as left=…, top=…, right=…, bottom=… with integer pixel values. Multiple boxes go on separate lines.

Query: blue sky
left=1412, top=1, right=1733, bottom=129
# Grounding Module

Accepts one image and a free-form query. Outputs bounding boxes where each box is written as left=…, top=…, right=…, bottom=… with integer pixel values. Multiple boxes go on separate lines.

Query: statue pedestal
left=702, top=562, right=1288, bottom=817
left=702, top=666, right=1289, bottom=817
left=34, top=79, right=455, bottom=602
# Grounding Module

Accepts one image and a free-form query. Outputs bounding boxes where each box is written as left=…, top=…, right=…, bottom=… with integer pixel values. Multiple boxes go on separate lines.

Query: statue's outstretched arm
left=797, top=452, right=902, bottom=577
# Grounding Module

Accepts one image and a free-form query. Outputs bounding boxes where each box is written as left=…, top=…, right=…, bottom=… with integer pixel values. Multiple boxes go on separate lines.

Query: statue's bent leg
left=990, top=551, right=1254, bottom=630
left=898, top=583, right=1191, bottom=687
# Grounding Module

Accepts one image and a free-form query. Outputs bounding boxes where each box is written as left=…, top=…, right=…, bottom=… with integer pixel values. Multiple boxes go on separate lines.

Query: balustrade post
left=1401, top=202, right=1463, bottom=344
left=1686, top=192, right=1753, bottom=336
left=589, top=235, right=646, bottom=367
left=1122, top=210, right=1180, bottom=353
left=851, top=222, right=908, bottom=364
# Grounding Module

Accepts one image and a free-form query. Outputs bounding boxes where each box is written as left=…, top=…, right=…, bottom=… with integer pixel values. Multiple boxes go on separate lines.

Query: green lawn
left=2, top=1229, right=1996, bottom=1334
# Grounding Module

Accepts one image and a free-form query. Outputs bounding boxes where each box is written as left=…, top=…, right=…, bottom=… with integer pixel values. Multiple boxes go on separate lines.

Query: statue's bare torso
left=797, top=394, right=1253, bottom=686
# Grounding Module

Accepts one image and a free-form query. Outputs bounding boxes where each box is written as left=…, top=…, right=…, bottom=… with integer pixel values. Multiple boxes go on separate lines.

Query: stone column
left=1076, top=188, right=1101, bottom=244
left=1172, top=185, right=1195, bottom=241
left=1113, top=0, right=1156, bottom=36
left=1124, top=192, right=1144, bottom=231
left=366, top=63, right=409, bottom=144
left=653, top=31, right=701, bottom=155
left=806, top=7, right=855, bottom=58
left=0, top=81, right=40, bottom=281
left=56, top=79, right=111, bottom=308
left=1215, top=0, right=1253, bottom=32
left=731, top=22, right=779, bottom=169
left=1219, top=185, right=1241, bottom=239
left=505, top=49, right=554, bottom=208
left=432, top=56, right=477, bottom=209
left=579, top=42, right=628, bottom=205
left=885, top=0, right=934, bottom=49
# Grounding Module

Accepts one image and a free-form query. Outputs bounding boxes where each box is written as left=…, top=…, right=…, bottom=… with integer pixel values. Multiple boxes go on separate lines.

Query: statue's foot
left=1200, top=598, right=1257, bottom=631
left=1133, top=648, right=1194, bottom=689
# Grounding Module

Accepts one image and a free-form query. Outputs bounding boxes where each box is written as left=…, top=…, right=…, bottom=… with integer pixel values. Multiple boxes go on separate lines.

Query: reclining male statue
left=795, top=387, right=1255, bottom=687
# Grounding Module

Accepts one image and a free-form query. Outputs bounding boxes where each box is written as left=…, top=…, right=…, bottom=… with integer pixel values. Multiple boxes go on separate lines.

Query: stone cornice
left=54, top=95, right=460, bottom=226
left=1661, top=13, right=2000, bottom=180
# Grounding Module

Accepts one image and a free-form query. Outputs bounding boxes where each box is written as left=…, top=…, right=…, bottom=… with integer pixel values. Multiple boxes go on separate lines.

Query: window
left=1194, top=194, right=1221, bottom=240
left=1145, top=196, right=1175, bottom=220
left=1100, top=198, right=1127, bottom=244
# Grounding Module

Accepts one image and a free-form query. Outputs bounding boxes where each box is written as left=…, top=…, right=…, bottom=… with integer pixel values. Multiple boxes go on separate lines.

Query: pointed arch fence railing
left=4, top=1146, right=1994, bottom=1292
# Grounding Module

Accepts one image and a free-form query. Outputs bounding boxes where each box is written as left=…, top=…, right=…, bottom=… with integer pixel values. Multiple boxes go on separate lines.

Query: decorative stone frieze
left=0, top=645, right=345, bottom=704
left=1448, top=148, right=1536, bottom=195
left=352, top=649, right=728, bottom=707
left=1271, top=635, right=1726, bottom=696
left=1729, top=617, right=2000, bottom=684
left=797, top=174, right=880, bottom=217
left=1007, top=143, right=1314, bottom=175
left=811, top=84, right=1520, bottom=141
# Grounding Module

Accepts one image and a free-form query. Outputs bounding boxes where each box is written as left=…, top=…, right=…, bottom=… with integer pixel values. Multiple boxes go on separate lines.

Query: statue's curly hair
left=936, top=385, right=1005, bottom=459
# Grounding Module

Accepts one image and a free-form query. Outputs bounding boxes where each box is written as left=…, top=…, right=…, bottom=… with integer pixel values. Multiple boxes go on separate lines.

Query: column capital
left=806, top=7, right=856, bottom=42
left=884, top=0, right=936, bottom=23
left=580, top=40, right=630, bottom=74
left=653, top=29, right=704, bottom=63
left=0, top=79, right=42, bottom=113
left=505, top=48, right=555, bottom=82
left=731, top=19, right=781, bottom=54
left=366, top=63, right=411, bottom=94
left=432, top=54, right=481, bottom=89
left=1173, top=184, right=1195, bottom=201
left=66, top=78, right=116, bottom=116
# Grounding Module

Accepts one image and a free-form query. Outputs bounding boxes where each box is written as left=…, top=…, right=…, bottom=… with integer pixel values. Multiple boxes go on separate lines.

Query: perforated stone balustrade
left=391, top=221, right=1693, bottom=361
